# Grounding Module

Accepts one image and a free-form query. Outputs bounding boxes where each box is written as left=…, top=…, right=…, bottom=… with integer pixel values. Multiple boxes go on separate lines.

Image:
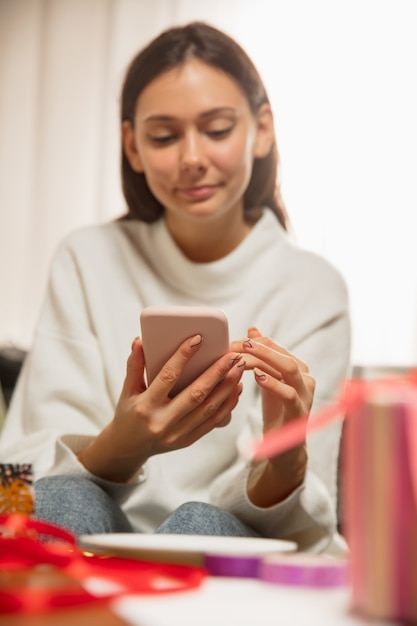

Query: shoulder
left=50, top=220, right=148, bottom=267
left=284, top=246, right=350, bottom=322
left=290, top=244, right=348, bottom=296
left=54, top=221, right=130, bottom=254
left=44, top=221, right=147, bottom=294
left=262, top=210, right=348, bottom=300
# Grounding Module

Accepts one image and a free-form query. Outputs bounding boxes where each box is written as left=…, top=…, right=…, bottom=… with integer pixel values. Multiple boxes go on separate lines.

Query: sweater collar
left=142, top=209, right=287, bottom=299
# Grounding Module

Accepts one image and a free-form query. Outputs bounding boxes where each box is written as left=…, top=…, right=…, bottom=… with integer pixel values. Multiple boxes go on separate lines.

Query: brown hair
left=120, top=22, right=288, bottom=229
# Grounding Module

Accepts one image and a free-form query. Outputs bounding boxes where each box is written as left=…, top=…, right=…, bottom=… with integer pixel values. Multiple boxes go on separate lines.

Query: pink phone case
left=140, top=306, right=229, bottom=397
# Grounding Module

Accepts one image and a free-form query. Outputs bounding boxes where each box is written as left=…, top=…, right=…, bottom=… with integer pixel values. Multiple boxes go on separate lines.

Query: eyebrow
left=143, top=107, right=238, bottom=123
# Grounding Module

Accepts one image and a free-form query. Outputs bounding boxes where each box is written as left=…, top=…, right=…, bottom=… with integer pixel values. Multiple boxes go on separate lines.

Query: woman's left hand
left=231, top=327, right=315, bottom=506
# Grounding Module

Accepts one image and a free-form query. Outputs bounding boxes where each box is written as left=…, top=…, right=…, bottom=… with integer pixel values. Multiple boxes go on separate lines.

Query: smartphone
left=140, top=305, right=230, bottom=397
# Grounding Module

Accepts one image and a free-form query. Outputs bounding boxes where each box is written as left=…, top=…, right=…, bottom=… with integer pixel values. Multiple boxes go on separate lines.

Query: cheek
left=219, top=127, right=254, bottom=169
left=213, top=132, right=255, bottom=174
left=141, top=150, right=178, bottom=184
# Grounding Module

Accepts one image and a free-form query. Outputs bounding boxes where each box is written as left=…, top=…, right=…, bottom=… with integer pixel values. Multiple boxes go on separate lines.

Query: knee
left=34, top=475, right=133, bottom=536
left=156, top=501, right=258, bottom=536
left=35, top=474, right=105, bottom=504
left=172, top=501, right=218, bottom=518
left=35, top=475, right=106, bottom=517
left=34, top=475, right=105, bottom=526
left=162, top=501, right=219, bottom=525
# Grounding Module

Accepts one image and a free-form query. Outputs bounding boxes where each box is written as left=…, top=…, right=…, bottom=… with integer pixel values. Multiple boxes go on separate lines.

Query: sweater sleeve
left=210, top=265, right=351, bottom=553
left=0, top=237, right=144, bottom=503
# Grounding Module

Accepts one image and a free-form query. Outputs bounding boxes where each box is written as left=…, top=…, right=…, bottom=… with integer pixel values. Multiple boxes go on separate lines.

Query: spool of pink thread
left=344, top=385, right=417, bottom=622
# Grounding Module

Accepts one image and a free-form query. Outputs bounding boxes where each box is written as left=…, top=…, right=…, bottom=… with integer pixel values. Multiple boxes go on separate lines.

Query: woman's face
left=123, top=58, right=272, bottom=228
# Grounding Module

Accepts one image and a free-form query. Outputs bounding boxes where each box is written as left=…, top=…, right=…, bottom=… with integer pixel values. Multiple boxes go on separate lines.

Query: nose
left=180, top=130, right=207, bottom=172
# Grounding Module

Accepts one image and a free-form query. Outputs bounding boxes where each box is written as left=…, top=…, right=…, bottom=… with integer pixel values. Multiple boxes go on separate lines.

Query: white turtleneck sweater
left=0, top=209, right=350, bottom=552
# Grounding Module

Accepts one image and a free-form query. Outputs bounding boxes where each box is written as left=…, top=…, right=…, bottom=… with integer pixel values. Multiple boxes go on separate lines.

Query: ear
left=121, top=120, right=144, bottom=173
left=253, top=103, right=275, bottom=159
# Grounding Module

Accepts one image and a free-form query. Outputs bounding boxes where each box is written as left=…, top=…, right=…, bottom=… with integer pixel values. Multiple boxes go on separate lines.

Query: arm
left=77, top=335, right=245, bottom=483
left=211, top=288, right=350, bottom=552
left=241, top=329, right=313, bottom=507
left=0, top=237, right=246, bottom=495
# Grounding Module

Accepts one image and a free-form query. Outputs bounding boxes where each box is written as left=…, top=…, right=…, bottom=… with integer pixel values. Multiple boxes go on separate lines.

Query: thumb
left=121, top=337, right=147, bottom=397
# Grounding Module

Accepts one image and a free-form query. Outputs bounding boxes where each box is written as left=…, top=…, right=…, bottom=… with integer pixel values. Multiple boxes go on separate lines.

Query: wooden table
left=0, top=604, right=129, bottom=626
left=0, top=569, right=130, bottom=626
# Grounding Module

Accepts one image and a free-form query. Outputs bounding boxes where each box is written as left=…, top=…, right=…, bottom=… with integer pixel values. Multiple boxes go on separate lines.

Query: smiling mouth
left=177, top=185, right=218, bottom=200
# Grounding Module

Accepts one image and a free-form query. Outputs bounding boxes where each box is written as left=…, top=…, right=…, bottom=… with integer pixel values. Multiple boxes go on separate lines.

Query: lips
left=177, top=184, right=218, bottom=201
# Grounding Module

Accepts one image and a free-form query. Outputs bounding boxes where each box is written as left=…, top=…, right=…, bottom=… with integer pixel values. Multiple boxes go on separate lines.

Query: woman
left=0, top=22, right=350, bottom=552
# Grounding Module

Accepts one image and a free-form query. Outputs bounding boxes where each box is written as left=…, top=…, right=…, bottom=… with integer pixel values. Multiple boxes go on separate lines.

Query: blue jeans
left=34, top=475, right=260, bottom=538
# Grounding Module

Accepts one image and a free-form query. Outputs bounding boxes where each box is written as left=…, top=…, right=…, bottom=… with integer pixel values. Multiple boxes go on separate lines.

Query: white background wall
left=0, top=0, right=416, bottom=367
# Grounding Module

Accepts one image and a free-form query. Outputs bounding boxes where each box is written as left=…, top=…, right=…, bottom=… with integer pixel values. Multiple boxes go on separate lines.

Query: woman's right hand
left=77, top=335, right=244, bottom=482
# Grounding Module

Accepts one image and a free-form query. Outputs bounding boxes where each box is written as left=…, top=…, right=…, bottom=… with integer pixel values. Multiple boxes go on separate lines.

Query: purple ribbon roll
left=204, top=553, right=261, bottom=578
left=260, top=554, right=350, bottom=588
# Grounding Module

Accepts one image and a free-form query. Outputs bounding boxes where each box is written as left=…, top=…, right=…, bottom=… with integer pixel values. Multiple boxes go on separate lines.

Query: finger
left=173, top=350, right=245, bottom=415
left=213, top=382, right=244, bottom=428
left=230, top=339, right=243, bottom=352
left=254, top=368, right=315, bottom=420
left=246, top=345, right=308, bottom=403
left=244, top=335, right=309, bottom=371
left=242, top=337, right=309, bottom=388
left=229, top=326, right=261, bottom=353
left=149, top=367, right=244, bottom=451
left=258, top=369, right=315, bottom=404
left=230, top=337, right=289, bottom=377
left=121, top=337, right=147, bottom=397
left=146, top=333, right=204, bottom=401
left=168, top=381, right=243, bottom=448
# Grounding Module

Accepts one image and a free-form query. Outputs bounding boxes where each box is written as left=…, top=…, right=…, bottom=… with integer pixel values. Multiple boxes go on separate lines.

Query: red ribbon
left=0, top=514, right=206, bottom=614
left=250, top=369, right=417, bottom=461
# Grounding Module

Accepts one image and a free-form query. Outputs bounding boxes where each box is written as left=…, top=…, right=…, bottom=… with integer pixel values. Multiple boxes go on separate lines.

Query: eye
left=148, top=134, right=176, bottom=145
left=207, top=126, right=233, bottom=139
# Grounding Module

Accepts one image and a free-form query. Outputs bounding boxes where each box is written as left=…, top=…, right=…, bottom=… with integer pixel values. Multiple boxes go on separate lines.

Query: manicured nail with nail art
left=243, top=338, right=258, bottom=349
left=190, top=334, right=202, bottom=348
left=229, top=354, right=243, bottom=367
left=254, top=367, right=267, bottom=380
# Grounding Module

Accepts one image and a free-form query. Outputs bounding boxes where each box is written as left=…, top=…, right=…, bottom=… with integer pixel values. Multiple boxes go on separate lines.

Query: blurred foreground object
left=0, top=464, right=34, bottom=515
left=344, top=373, right=417, bottom=622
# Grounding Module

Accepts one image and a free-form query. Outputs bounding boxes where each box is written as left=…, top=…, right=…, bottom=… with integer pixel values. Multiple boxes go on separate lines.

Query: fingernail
left=131, top=336, right=140, bottom=351
left=254, top=367, right=267, bottom=380
left=190, top=334, right=203, bottom=348
left=229, top=353, right=243, bottom=368
left=243, top=338, right=258, bottom=350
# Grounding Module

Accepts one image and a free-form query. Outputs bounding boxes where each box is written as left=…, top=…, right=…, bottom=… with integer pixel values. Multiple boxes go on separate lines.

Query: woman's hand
left=232, top=327, right=315, bottom=507
left=78, top=335, right=244, bottom=482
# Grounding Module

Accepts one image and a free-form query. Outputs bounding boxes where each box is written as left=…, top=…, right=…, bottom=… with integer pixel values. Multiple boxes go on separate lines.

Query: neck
left=165, top=212, right=253, bottom=262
